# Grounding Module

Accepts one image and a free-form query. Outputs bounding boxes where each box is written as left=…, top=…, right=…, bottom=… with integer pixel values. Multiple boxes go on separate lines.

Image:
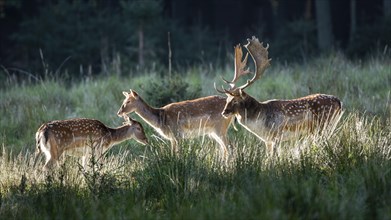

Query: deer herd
left=35, top=36, right=342, bottom=170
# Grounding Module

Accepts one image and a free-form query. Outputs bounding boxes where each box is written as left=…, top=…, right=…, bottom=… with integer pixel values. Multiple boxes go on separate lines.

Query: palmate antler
left=217, top=36, right=271, bottom=94
left=223, top=44, right=251, bottom=87
left=237, top=36, right=271, bottom=90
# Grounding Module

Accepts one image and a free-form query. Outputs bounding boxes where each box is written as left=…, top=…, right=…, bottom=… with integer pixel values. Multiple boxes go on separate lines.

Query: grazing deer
left=218, top=36, right=342, bottom=154
left=117, top=90, right=235, bottom=160
left=35, top=118, right=148, bottom=170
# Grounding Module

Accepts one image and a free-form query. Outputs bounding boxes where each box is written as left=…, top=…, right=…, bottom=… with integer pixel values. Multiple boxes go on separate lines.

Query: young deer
left=35, top=118, right=148, bottom=170
left=117, top=90, right=235, bottom=160
left=219, top=37, right=342, bottom=154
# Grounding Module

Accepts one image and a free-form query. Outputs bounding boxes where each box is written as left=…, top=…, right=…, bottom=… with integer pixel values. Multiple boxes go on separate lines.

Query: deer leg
left=43, top=158, right=55, bottom=171
left=43, top=152, right=60, bottom=171
left=81, top=155, right=87, bottom=169
left=39, top=140, right=51, bottom=169
left=210, top=133, right=229, bottom=165
left=42, top=150, right=52, bottom=169
left=170, top=139, right=179, bottom=155
left=265, top=141, right=275, bottom=157
left=42, top=140, right=60, bottom=170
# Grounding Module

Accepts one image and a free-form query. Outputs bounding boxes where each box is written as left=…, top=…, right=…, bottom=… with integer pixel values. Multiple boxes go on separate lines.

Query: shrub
left=139, top=73, right=201, bottom=107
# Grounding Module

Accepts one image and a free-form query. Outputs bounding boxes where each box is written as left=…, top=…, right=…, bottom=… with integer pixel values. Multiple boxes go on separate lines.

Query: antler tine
left=223, top=44, right=251, bottom=86
left=213, top=82, right=236, bottom=95
left=238, top=36, right=271, bottom=91
left=214, top=82, right=225, bottom=94
left=234, top=45, right=251, bottom=81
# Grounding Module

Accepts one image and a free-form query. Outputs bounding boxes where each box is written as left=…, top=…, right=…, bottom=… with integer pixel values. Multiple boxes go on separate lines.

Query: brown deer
left=35, top=117, right=148, bottom=170
left=218, top=36, right=342, bottom=154
left=117, top=90, right=235, bottom=160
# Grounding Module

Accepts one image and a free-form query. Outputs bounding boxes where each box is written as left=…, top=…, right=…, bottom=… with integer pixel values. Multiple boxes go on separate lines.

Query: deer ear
left=123, top=91, right=129, bottom=97
left=122, top=115, right=134, bottom=125
left=130, top=90, right=139, bottom=98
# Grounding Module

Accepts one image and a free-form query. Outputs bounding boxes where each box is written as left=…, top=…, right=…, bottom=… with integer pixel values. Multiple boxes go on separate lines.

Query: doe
left=117, top=90, right=235, bottom=161
left=35, top=117, right=148, bottom=170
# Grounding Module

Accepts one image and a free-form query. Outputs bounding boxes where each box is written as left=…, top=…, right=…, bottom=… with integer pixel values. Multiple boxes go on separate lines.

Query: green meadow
left=0, top=53, right=390, bottom=219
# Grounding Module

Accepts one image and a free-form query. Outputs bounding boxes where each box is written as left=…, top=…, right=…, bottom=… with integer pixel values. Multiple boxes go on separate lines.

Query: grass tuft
left=0, top=54, right=390, bottom=218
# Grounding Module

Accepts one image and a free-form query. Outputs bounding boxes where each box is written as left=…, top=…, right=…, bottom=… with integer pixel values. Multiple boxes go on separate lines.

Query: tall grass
left=0, top=54, right=390, bottom=219
left=0, top=113, right=390, bottom=219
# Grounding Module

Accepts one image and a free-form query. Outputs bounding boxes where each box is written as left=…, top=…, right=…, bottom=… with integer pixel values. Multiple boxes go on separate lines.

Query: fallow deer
left=218, top=36, right=342, bottom=154
left=35, top=117, right=148, bottom=170
left=117, top=90, right=235, bottom=160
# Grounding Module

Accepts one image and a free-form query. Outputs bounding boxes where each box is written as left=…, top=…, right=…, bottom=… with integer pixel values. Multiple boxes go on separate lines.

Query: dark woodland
left=0, top=2, right=391, bottom=219
left=0, top=0, right=390, bottom=77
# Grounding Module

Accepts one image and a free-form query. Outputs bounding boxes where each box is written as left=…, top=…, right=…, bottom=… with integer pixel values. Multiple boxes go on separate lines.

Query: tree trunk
left=349, top=0, right=357, bottom=45
left=167, top=32, right=172, bottom=77
left=100, top=35, right=109, bottom=74
left=385, top=0, right=391, bottom=18
left=270, top=0, right=281, bottom=38
left=304, top=0, right=312, bottom=20
left=315, top=0, right=333, bottom=51
left=138, top=25, right=144, bottom=68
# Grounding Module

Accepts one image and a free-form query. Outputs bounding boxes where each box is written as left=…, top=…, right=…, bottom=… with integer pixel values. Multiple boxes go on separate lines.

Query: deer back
left=263, top=94, right=342, bottom=138
left=40, top=119, right=110, bottom=154
left=119, top=90, right=233, bottom=139
left=161, top=95, right=232, bottom=136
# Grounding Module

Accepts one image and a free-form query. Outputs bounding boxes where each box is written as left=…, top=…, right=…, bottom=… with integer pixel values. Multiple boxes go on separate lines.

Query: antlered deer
left=218, top=37, right=342, bottom=154
left=117, top=90, right=235, bottom=160
left=35, top=118, right=148, bottom=170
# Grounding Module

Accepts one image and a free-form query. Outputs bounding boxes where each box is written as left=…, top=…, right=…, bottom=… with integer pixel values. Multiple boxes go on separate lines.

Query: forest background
left=1, top=1, right=391, bottom=219
left=0, top=0, right=390, bottom=79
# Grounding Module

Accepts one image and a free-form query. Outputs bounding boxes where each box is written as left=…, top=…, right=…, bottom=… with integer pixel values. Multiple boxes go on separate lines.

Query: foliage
left=0, top=54, right=390, bottom=219
left=2, top=0, right=390, bottom=78
left=7, top=0, right=221, bottom=77
left=11, top=0, right=129, bottom=75
left=0, top=54, right=389, bottom=153
left=139, top=73, right=202, bottom=107
left=347, top=16, right=391, bottom=58
left=0, top=112, right=391, bottom=219
left=271, top=19, right=317, bottom=62
left=120, top=0, right=162, bottom=26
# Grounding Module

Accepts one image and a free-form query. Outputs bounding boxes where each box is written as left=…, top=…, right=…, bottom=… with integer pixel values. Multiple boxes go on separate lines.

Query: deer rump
left=264, top=95, right=342, bottom=139
left=36, top=122, right=110, bottom=159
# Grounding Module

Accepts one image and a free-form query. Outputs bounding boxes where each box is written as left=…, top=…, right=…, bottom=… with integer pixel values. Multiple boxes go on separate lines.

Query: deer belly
left=237, top=119, right=271, bottom=142
left=63, top=137, right=105, bottom=157
left=278, top=117, right=314, bottom=141
left=65, top=146, right=91, bottom=157
left=177, top=117, right=215, bottom=138
left=151, top=126, right=171, bottom=140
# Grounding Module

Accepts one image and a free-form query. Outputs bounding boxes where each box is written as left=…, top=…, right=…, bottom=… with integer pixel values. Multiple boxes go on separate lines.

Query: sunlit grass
left=0, top=54, right=390, bottom=218
left=0, top=112, right=390, bottom=219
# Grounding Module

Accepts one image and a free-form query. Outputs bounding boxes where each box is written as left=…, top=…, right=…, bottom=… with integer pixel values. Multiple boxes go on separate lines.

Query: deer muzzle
left=221, top=109, right=233, bottom=118
left=117, top=108, right=125, bottom=117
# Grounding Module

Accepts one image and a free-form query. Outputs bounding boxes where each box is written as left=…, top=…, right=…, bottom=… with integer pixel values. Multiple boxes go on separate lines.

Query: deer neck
left=133, top=98, right=164, bottom=130
left=109, top=125, right=130, bottom=146
left=237, top=96, right=266, bottom=125
left=234, top=97, right=272, bottom=142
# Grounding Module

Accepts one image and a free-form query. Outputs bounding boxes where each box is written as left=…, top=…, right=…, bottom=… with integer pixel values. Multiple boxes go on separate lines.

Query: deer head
left=122, top=117, right=149, bottom=145
left=220, top=36, right=271, bottom=118
left=117, top=90, right=141, bottom=117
